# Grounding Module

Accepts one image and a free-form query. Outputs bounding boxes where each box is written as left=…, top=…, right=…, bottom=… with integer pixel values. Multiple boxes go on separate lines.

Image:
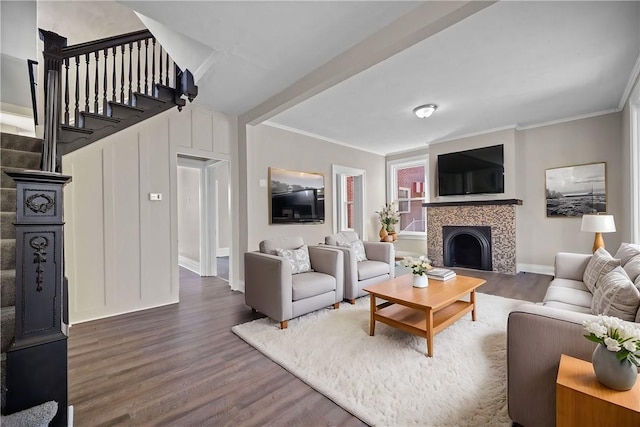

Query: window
left=387, top=155, right=428, bottom=238
left=332, top=165, right=366, bottom=239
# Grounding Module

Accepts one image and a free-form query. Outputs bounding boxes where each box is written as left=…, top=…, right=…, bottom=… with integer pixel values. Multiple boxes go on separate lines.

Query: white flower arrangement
left=583, top=315, right=640, bottom=366
left=401, top=256, right=432, bottom=276
left=376, top=202, right=400, bottom=228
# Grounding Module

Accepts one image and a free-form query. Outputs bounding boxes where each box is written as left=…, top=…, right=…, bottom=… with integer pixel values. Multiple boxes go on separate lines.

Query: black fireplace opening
left=443, top=226, right=492, bottom=271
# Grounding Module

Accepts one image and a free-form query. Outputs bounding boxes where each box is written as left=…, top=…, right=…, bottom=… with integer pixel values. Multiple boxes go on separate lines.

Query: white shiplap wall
left=63, top=104, right=235, bottom=324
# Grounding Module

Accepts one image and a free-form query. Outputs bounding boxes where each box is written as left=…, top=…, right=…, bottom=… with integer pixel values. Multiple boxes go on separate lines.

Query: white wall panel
left=64, top=105, right=235, bottom=323
left=192, top=108, right=214, bottom=152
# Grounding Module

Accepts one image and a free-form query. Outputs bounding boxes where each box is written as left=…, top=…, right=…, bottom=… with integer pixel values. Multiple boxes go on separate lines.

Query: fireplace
left=443, top=226, right=492, bottom=271
left=424, top=199, right=521, bottom=274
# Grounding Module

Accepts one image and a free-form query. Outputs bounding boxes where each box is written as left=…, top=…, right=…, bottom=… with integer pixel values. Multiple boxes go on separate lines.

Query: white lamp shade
left=581, top=214, right=616, bottom=233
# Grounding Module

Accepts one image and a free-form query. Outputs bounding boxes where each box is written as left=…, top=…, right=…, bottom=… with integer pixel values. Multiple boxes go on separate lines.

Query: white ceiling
left=42, top=1, right=640, bottom=156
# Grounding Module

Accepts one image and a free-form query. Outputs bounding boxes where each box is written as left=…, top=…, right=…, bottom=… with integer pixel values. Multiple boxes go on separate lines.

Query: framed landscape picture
left=545, top=162, right=607, bottom=217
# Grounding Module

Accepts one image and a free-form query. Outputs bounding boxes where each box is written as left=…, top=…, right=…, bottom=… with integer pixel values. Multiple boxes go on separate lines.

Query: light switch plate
left=149, top=193, right=162, bottom=201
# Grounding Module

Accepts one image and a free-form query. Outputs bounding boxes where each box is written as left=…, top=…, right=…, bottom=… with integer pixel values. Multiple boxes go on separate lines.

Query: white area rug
left=232, top=293, right=528, bottom=427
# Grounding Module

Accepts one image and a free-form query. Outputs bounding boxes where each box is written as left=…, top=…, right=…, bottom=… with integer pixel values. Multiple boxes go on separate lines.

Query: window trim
left=630, top=82, right=640, bottom=244
left=332, top=164, right=366, bottom=239
left=386, top=154, right=429, bottom=240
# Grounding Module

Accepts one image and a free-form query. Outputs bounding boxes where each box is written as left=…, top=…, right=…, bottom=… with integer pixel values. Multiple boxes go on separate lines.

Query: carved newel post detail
left=5, top=170, right=72, bottom=427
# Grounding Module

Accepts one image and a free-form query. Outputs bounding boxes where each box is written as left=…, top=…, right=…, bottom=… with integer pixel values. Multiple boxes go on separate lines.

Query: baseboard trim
left=179, top=255, right=200, bottom=275
left=517, top=263, right=554, bottom=276
left=217, top=247, right=230, bottom=257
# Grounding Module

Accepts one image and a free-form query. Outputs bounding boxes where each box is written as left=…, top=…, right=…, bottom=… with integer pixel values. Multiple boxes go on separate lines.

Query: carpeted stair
left=0, top=132, right=43, bottom=412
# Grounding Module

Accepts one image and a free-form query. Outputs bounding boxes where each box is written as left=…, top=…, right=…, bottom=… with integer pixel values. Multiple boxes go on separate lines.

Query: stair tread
left=0, top=133, right=43, bottom=152
left=108, top=101, right=145, bottom=112
left=134, top=92, right=168, bottom=103
left=81, top=111, right=121, bottom=123
left=60, top=124, right=93, bottom=134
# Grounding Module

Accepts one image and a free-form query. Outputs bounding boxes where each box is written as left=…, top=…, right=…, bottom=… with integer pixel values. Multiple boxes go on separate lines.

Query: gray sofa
left=324, top=231, right=394, bottom=303
left=244, top=236, right=344, bottom=329
left=507, top=244, right=640, bottom=427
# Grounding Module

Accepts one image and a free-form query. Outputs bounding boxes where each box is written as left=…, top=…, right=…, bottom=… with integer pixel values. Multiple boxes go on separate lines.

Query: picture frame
left=545, top=162, right=607, bottom=217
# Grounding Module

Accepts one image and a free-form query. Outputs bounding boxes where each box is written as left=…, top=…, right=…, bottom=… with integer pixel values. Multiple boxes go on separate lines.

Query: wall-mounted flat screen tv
left=269, top=167, right=325, bottom=224
left=437, top=144, right=504, bottom=196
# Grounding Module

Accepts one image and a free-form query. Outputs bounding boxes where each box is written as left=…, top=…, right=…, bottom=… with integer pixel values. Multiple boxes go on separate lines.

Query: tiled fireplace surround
left=425, top=200, right=521, bottom=274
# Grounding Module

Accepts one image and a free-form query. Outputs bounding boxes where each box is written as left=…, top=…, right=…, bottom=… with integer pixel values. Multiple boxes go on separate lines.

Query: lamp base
left=592, top=232, right=605, bottom=253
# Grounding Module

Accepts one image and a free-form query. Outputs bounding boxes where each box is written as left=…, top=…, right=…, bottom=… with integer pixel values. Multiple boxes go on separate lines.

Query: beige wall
left=245, top=124, right=386, bottom=254
left=428, top=128, right=518, bottom=202
left=388, top=113, right=625, bottom=272
left=177, top=166, right=201, bottom=264
left=516, top=113, right=623, bottom=269
left=63, top=104, right=235, bottom=323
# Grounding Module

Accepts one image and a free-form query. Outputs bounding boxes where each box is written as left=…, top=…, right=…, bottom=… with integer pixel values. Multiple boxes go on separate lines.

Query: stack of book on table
left=427, top=267, right=456, bottom=281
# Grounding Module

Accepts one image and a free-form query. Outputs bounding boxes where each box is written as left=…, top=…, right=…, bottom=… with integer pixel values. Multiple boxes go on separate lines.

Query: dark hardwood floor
left=68, top=267, right=551, bottom=426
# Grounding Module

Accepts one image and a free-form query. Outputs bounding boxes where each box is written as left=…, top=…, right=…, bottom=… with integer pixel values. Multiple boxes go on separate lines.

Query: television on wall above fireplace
left=437, top=144, right=504, bottom=196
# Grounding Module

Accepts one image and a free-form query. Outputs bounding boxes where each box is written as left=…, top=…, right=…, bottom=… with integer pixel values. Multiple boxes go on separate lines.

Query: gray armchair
left=324, top=231, right=394, bottom=304
left=244, top=236, right=343, bottom=329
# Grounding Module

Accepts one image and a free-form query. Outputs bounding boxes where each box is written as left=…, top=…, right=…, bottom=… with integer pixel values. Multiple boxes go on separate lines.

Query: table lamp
left=581, top=214, right=616, bottom=253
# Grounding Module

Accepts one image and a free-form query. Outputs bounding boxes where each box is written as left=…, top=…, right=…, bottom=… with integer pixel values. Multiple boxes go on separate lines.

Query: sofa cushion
left=291, top=272, right=336, bottom=301
left=591, top=266, right=640, bottom=321
left=358, top=260, right=390, bottom=281
left=543, top=286, right=592, bottom=309
left=260, top=236, right=305, bottom=255
left=614, top=242, right=640, bottom=266
left=583, top=247, right=620, bottom=292
left=547, top=278, right=590, bottom=292
left=275, top=245, right=312, bottom=274
left=325, top=231, right=359, bottom=246
left=623, top=254, right=640, bottom=284
left=542, top=300, right=593, bottom=314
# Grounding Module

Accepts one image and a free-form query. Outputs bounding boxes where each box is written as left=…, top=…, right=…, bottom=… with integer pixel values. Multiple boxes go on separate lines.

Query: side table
left=556, top=354, right=640, bottom=426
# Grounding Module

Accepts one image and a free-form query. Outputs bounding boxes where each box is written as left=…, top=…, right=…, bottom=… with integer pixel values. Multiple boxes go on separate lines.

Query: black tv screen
left=269, top=168, right=325, bottom=224
left=437, top=145, right=504, bottom=196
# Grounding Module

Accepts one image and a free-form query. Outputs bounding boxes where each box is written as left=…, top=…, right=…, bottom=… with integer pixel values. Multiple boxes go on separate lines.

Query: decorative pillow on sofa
left=614, top=242, right=640, bottom=265
left=591, top=266, right=640, bottom=322
left=339, top=240, right=368, bottom=262
left=275, top=245, right=312, bottom=274
left=583, top=247, right=621, bottom=293
left=623, top=255, right=640, bottom=284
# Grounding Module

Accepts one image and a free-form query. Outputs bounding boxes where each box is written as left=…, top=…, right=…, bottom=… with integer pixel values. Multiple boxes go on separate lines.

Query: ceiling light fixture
left=413, top=104, right=438, bottom=119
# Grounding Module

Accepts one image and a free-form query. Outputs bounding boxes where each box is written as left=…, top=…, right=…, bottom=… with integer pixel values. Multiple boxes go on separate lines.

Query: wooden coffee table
left=363, top=274, right=486, bottom=357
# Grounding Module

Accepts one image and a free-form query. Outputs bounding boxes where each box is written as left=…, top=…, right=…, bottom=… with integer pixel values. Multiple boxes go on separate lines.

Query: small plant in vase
left=402, top=256, right=432, bottom=288
left=376, top=202, right=400, bottom=241
left=583, top=315, right=640, bottom=390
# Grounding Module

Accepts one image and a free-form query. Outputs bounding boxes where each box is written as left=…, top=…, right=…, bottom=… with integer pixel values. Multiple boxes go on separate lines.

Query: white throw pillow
left=275, top=245, right=312, bottom=274
left=591, top=267, right=640, bottom=322
left=623, top=254, right=640, bottom=284
left=614, top=242, right=640, bottom=266
left=339, top=240, right=368, bottom=262
left=583, top=247, right=620, bottom=293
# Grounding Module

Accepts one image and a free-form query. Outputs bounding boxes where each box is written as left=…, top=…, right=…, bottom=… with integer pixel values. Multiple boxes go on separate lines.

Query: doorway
left=177, top=156, right=231, bottom=279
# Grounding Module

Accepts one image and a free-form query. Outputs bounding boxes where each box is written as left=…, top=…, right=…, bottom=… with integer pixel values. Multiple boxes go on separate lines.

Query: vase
left=379, top=226, right=388, bottom=241
left=412, top=274, right=428, bottom=288
left=388, top=231, right=397, bottom=242
left=591, top=344, right=638, bottom=391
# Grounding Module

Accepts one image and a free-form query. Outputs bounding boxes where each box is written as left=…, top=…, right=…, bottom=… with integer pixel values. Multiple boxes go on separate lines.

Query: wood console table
left=556, top=354, right=640, bottom=426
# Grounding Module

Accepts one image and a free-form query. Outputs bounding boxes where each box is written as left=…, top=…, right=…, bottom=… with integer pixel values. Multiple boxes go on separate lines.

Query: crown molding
left=262, top=121, right=385, bottom=156
left=619, top=53, right=640, bottom=110
left=515, top=108, right=620, bottom=131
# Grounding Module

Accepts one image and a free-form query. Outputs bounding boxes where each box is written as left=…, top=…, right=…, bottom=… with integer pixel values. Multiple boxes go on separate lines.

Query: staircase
left=0, top=133, right=43, bottom=412
left=40, top=28, right=197, bottom=158
left=0, top=28, right=197, bottom=425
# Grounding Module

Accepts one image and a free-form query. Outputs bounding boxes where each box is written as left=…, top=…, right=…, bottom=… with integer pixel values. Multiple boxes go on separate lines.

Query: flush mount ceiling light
left=413, top=104, right=438, bottom=119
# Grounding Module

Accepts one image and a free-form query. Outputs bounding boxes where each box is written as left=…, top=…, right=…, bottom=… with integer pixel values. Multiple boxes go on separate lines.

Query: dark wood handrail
left=61, top=29, right=152, bottom=58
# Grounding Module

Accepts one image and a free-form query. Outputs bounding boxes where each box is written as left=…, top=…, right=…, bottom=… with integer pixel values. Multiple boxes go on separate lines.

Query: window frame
left=386, top=154, right=429, bottom=240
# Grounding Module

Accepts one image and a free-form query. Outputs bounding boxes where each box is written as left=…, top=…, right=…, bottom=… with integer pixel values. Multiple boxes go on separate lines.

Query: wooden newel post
left=5, top=170, right=72, bottom=427
left=38, top=29, right=67, bottom=114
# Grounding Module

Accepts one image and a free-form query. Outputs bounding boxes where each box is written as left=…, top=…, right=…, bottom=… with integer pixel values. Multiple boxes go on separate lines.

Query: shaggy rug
left=232, top=292, right=528, bottom=427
